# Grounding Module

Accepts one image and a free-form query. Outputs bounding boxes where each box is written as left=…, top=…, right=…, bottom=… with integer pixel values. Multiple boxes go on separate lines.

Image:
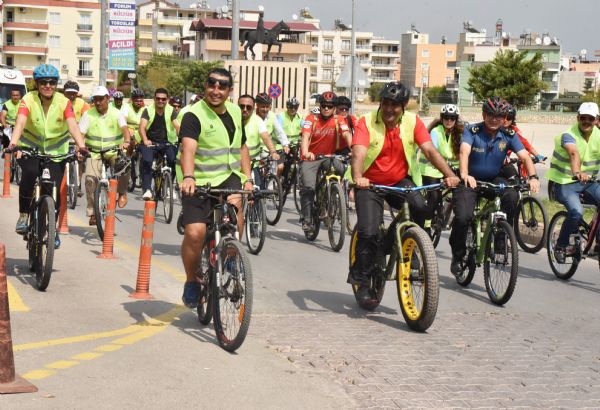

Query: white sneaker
left=142, top=189, right=153, bottom=200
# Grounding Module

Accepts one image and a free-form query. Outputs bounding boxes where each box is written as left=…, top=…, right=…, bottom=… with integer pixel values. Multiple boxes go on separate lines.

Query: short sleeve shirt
left=301, top=114, right=349, bottom=157
left=352, top=115, right=431, bottom=185
left=141, top=108, right=178, bottom=143
left=179, top=110, right=246, bottom=145
left=461, top=122, right=525, bottom=181
left=18, top=96, right=75, bottom=120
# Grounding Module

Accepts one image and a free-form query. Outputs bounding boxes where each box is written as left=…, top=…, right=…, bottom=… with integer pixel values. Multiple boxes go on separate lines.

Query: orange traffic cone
left=130, top=201, right=155, bottom=300
left=2, top=154, right=11, bottom=198
left=98, top=179, right=118, bottom=259
left=58, top=174, right=69, bottom=234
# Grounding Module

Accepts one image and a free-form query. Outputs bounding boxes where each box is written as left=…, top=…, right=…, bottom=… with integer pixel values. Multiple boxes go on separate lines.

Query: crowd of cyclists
left=1, top=63, right=599, bottom=312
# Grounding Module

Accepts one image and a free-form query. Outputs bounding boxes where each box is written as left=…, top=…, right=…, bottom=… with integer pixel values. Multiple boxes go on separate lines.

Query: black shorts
left=181, top=174, right=242, bottom=225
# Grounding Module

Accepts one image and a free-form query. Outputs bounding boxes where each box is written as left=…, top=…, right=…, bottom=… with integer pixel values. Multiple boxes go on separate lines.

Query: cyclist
left=334, top=95, right=357, bottom=156
left=8, top=64, right=87, bottom=247
left=547, top=102, right=600, bottom=263
left=349, top=82, right=459, bottom=301
left=169, top=96, right=182, bottom=116
left=239, top=94, right=279, bottom=158
left=139, top=88, right=180, bottom=200
left=278, top=97, right=303, bottom=147
left=178, top=68, right=253, bottom=308
left=121, top=88, right=145, bottom=148
left=79, top=86, right=131, bottom=225
left=0, top=88, right=22, bottom=148
left=110, top=91, right=124, bottom=111
left=255, top=93, right=289, bottom=174
left=63, top=81, right=90, bottom=123
left=420, top=104, right=463, bottom=234
left=449, top=96, right=540, bottom=276
left=299, top=91, right=352, bottom=232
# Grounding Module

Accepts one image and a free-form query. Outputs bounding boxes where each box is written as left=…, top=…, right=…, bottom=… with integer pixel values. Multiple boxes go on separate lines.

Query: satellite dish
left=552, top=36, right=559, bottom=45
left=581, top=49, right=587, bottom=55
left=258, top=5, right=264, bottom=11
left=221, top=5, right=228, bottom=13
left=535, top=38, right=542, bottom=45
left=502, top=31, right=508, bottom=39
left=217, top=11, right=223, bottom=18
left=542, top=37, right=551, bottom=46
left=292, top=14, right=298, bottom=20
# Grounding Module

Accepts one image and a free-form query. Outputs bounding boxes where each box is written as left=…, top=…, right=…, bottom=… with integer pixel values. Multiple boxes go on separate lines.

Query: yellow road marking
left=95, top=344, right=123, bottom=352
left=46, top=360, right=78, bottom=370
left=14, top=326, right=140, bottom=352
left=7, top=280, right=30, bottom=312
left=71, top=352, right=102, bottom=361
left=22, top=369, right=55, bottom=380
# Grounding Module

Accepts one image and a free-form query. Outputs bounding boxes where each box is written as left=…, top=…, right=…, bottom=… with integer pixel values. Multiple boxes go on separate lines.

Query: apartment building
left=1, top=0, right=102, bottom=96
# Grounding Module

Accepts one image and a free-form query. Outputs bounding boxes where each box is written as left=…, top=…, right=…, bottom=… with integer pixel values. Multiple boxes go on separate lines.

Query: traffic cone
left=130, top=201, right=155, bottom=300
left=97, top=179, right=118, bottom=259
left=58, top=174, right=69, bottom=234
left=0, top=243, right=38, bottom=394
left=2, top=154, right=11, bottom=198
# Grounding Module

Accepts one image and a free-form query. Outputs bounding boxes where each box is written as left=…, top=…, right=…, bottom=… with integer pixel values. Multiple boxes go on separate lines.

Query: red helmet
left=482, top=96, right=510, bottom=116
left=319, top=91, right=337, bottom=105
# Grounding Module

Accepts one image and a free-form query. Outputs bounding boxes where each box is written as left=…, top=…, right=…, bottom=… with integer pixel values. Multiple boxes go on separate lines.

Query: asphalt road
left=1, top=121, right=599, bottom=408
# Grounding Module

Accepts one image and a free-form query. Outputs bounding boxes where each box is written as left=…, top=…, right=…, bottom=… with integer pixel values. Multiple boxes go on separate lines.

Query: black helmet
left=286, top=97, right=300, bottom=107
left=335, top=96, right=352, bottom=108
left=63, top=81, right=80, bottom=93
left=319, top=91, right=337, bottom=105
left=506, top=104, right=517, bottom=121
left=131, top=88, right=145, bottom=99
left=170, top=96, right=182, bottom=106
left=482, top=96, right=510, bottom=116
left=255, top=92, right=272, bottom=105
left=379, top=82, right=410, bottom=106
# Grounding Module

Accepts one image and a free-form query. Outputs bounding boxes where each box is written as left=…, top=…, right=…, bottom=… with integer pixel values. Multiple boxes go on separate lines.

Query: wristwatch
left=246, top=178, right=255, bottom=184
left=528, top=175, right=539, bottom=181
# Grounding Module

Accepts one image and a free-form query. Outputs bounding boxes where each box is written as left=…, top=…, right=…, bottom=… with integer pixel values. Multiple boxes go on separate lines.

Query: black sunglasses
left=155, top=97, right=168, bottom=101
left=337, top=106, right=349, bottom=112
left=441, top=115, right=457, bottom=120
left=207, top=77, right=231, bottom=89
left=320, top=104, right=335, bottom=109
left=38, top=79, right=57, bottom=86
left=239, top=104, right=254, bottom=111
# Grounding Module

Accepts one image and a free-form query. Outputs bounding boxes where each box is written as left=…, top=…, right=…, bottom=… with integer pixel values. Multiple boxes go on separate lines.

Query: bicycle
left=508, top=156, right=548, bottom=253
left=149, top=143, right=176, bottom=224
left=91, top=147, right=130, bottom=241
left=243, top=186, right=276, bottom=255
left=192, top=185, right=253, bottom=352
left=3, top=126, right=21, bottom=184
left=348, top=183, right=442, bottom=331
left=279, top=141, right=301, bottom=211
left=547, top=176, right=599, bottom=279
left=344, top=178, right=357, bottom=235
left=452, top=180, right=523, bottom=306
left=429, top=187, right=454, bottom=248
left=65, top=144, right=80, bottom=209
left=252, top=151, right=283, bottom=226
left=304, top=154, right=348, bottom=252
left=6, top=147, right=78, bottom=291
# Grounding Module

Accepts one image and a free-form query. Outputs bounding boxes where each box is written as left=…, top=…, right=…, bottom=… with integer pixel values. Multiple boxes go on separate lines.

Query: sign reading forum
left=108, top=0, right=136, bottom=70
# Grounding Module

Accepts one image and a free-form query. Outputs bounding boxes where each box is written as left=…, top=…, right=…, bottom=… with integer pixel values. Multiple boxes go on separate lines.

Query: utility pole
left=349, top=0, right=356, bottom=114
left=230, top=0, right=239, bottom=60
left=99, top=0, right=107, bottom=86
left=152, top=0, right=159, bottom=53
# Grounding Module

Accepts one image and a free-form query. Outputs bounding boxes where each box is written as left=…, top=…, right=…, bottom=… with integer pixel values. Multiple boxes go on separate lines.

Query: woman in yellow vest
left=9, top=64, right=87, bottom=247
left=547, top=102, right=600, bottom=263
left=420, top=104, right=463, bottom=234
left=349, top=82, right=459, bottom=303
left=79, top=86, right=131, bottom=225
left=1, top=88, right=22, bottom=147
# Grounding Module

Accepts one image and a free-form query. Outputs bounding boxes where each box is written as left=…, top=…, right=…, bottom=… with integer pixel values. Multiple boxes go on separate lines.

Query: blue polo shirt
left=461, top=122, right=525, bottom=181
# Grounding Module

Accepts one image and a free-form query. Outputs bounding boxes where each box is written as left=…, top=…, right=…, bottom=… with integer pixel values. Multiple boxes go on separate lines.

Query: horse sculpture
left=241, top=20, right=290, bottom=60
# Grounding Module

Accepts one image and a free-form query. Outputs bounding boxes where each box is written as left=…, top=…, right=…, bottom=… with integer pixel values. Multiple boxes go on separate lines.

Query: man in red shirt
left=300, top=91, right=352, bottom=232
left=350, top=82, right=459, bottom=302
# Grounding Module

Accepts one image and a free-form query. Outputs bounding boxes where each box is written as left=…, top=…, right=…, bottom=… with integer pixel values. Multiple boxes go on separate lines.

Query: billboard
left=108, top=0, right=136, bottom=70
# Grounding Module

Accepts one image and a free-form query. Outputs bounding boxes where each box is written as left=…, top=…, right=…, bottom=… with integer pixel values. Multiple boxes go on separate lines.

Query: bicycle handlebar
left=353, top=182, right=444, bottom=195
left=508, top=155, right=547, bottom=165
left=572, top=175, right=599, bottom=183
left=4, top=146, right=80, bottom=162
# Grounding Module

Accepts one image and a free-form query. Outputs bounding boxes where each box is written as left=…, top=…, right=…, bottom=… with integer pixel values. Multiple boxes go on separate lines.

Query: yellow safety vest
left=73, top=97, right=88, bottom=123
left=547, top=124, right=600, bottom=184
left=84, top=106, right=123, bottom=160
left=280, top=112, right=302, bottom=144
left=244, top=113, right=263, bottom=158
left=4, top=99, right=20, bottom=126
left=146, top=103, right=177, bottom=144
left=419, top=124, right=456, bottom=178
left=126, top=103, right=144, bottom=143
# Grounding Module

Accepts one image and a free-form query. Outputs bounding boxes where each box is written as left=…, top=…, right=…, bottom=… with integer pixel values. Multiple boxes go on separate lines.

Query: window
left=49, top=36, right=60, bottom=48
left=421, top=49, right=429, bottom=57
left=310, top=68, right=317, bottom=77
left=49, top=58, right=60, bottom=69
left=324, top=39, right=333, bottom=50
left=272, top=56, right=283, bottom=61
left=446, top=50, right=454, bottom=57
left=323, top=69, right=332, bottom=80
left=421, top=62, right=429, bottom=69
left=323, top=54, right=333, bottom=64
left=146, top=13, right=153, bottom=19
left=341, top=40, right=351, bottom=51
left=220, top=54, right=231, bottom=60
left=6, top=56, right=14, bottom=67
left=78, top=60, right=91, bottom=76
left=6, top=33, right=14, bottom=46
left=341, top=55, right=350, bottom=65
left=49, top=12, right=60, bottom=24
left=80, top=37, right=91, bottom=48
left=80, top=13, right=91, bottom=25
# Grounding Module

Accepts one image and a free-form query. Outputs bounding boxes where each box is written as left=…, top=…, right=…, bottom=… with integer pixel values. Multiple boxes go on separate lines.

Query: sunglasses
left=337, top=106, right=349, bottom=112
left=441, top=115, right=457, bottom=121
left=155, top=97, right=168, bottom=101
left=320, top=104, right=335, bottom=110
left=207, top=77, right=231, bottom=89
left=239, top=104, right=254, bottom=111
left=38, top=80, right=57, bottom=86
left=172, top=105, right=181, bottom=109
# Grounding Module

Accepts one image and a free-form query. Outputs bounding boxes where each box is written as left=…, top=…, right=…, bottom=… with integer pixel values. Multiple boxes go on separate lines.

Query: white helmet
left=441, top=104, right=459, bottom=117
left=310, top=107, right=320, bottom=115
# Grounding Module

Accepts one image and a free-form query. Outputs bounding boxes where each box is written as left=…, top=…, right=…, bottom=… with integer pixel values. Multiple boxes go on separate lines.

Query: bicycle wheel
left=27, top=205, right=38, bottom=273
left=430, top=206, right=444, bottom=249
left=304, top=203, right=320, bottom=241
left=456, top=223, right=477, bottom=287
left=36, top=196, right=56, bottom=291
left=9, top=156, right=16, bottom=183
left=546, top=211, right=580, bottom=280
left=14, top=160, right=22, bottom=185
left=293, top=172, right=301, bottom=213
left=514, top=196, right=547, bottom=254
left=161, top=171, right=174, bottom=223
left=197, top=241, right=213, bottom=325
left=94, top=181, right=109, bottom=241
left=128, top=157, right=137, bottom=192
left=264, top=174, right=283, bottom=225
left=212, top=239, right=253, bottom=352
left=349, top=228, right=386, bottom=310
left=345, top=184, right=357, bottom=235
left=176, top=210, right=185, bottom=235
left=67, top=162, right=78, bottom=209
left=245, top=198, right=266, bottom=255
left=327, top=182, right=346, bottom=252
left=483, top=219, right=519, bottom=305
left=396, top=227, right=439, bottom=331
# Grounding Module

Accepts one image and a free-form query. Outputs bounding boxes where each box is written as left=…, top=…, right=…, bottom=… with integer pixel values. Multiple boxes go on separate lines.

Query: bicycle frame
left=471, top=196, right=506, bottom=265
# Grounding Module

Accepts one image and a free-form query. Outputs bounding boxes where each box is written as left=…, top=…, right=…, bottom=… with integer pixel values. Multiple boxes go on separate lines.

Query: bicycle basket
left=113, top=154, right=131, bottom=177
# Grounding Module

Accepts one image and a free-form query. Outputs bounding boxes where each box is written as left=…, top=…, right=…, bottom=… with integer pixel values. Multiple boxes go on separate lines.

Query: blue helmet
left=33, top=64, right=59, bottom=80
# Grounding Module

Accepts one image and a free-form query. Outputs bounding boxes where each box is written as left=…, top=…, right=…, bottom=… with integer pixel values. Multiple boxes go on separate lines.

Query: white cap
left=578, top=102, right=599, bottom=117
left=64, top=87, right=79, bottom=93
left=91, top=85, right=109, bottom=97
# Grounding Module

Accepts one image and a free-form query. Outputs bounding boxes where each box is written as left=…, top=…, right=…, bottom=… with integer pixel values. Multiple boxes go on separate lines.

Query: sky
left=197, top=0, right=600, bottom=57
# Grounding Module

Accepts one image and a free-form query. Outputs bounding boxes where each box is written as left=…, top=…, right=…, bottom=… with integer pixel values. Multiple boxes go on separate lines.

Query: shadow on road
left=519, top=265, right=600, bottom=294
left=438, top=274, right=495, bottom=305
left=68, top=225, right=103, bottom=248
left=5, top=256, right=36, bottom=288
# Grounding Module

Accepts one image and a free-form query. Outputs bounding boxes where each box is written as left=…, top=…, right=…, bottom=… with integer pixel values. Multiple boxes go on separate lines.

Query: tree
left=425, top=85, right=446, bottom=103
left=367, top=82, right=384, bottom=103
left=467, top=49, right=547, bottom=108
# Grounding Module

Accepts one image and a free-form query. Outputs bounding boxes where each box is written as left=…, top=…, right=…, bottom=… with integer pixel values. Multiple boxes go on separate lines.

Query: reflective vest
left=18, top=91, right=71, bottom=159
left=126, top=103, right=144, bottom=143
left=279, top=112, right=302, bottom=144
left=146, top=103, right=177, bottom=144
left=176, top=100, right=244, bottom=186
left=244, top=113, right=263, bottom=158
left=347, top=110, right=420, bottom=186
left=264, top=112, right=285, bottom=150
left=84, top=106, right=123, bottom=160
left=72, top=97, right=88, bottom=123
left=4, top=99, right=19, bottom=126
left=547, top=124, right=600, bottom=184
left=419, top=124, right=457, bottom=178
left=176, top=104, right=192, bottom=125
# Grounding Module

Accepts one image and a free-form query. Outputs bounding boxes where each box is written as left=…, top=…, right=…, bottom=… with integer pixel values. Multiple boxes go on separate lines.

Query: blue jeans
left=140, top=143, right=177, bottom=191
left=553, top=181, right=600, bottom=247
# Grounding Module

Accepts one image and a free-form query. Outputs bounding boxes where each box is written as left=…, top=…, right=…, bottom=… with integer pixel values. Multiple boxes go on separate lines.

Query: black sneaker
left=182, top=281, right=200, bottom=309
left=553, top=246, right=566, bottom=264
left=450, top=257, right=462, bottom=278
left=355, top=284, right=371, bottom=305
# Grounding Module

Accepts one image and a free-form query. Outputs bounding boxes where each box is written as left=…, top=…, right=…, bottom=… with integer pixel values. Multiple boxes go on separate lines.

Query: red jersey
left=512, top=125, right=533, bottom=153
left=301, top=114, right=349, bottom=158
left=18, top=97, right=75, bottom=120
left=352, top=115, right=431, bottom=185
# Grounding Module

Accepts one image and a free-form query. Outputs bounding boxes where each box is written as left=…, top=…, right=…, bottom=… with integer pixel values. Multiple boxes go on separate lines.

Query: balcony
left=371, top=50, right=398, bottom=57
left=446, top=80, right=459, bottom=90
left=76, top=24, right=93, bottom=32
left=543, top=62, right=560, bottom=71
left=371, top=62, right=396, bottom=68
left=542, top=81, right=558, bottom=92
left=3, top=41, right=47, bottom=55
left=77, top=69, right=93, bottom=77
left=77, top=47, right=93, bottom=54
left=3, top=19, right=49, bottom=31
